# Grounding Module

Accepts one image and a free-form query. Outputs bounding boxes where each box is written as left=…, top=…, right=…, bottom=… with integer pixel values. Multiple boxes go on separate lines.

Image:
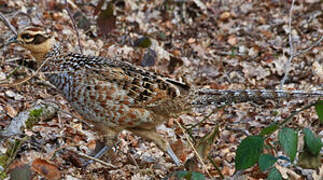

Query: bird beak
left=0, top=36, right=18, bottom=49
left=7, top=36, right=18, bottom=44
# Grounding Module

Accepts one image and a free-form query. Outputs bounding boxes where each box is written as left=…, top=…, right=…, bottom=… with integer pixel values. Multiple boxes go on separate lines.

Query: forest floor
left=0, top=0, right=322, bottom=179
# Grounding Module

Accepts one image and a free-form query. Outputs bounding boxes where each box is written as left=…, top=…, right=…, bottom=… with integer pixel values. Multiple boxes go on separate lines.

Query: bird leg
left=128, top=127, right=182, bottom=166
left=83, top=126, right=119, bottom=166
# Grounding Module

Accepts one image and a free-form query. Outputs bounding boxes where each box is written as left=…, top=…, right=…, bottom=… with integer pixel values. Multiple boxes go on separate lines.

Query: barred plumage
left=194, top=89, right=323, bottom=107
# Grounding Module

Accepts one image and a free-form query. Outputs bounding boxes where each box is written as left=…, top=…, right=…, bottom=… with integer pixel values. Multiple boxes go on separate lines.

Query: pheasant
left=7, top=26, right=323, bottom=166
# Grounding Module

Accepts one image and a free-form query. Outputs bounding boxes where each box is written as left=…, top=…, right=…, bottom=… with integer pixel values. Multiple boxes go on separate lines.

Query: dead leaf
left=227, top=35, right=237, bottom=46
left=312, top=61, right=323, bottom=83
left=9, top=164, right=32, bottom=180
left=4, top=103, right=17, bottom=118
left=61, top=151, right=84, bottom=168
left=94, top=0, right=105, bottom=15
left=97, top=2, right=116, bottom=38
left=171, top=139, right=187, bottom=162
left=31, top=158, right=61, bottom=180
left=297, top=150, right=321, bottom=169
left=168, top=56, right=183, bottom=73
left=261, top=30, right=272, bottom=39
left=221, top=166, right=232, bottom=176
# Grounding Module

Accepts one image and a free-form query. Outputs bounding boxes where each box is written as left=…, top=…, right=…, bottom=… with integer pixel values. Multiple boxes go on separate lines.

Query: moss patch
left=25, top=108, right=43, bottom=129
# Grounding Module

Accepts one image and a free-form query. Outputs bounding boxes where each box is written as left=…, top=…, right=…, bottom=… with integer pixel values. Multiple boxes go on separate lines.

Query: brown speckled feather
left=42, top=49, right=191, bottom=128
left=13, top=26, right=322, bottom=166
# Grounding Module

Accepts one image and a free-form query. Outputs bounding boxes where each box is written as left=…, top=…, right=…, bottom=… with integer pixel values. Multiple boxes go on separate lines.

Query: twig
left=71, top=149, right=117, bottom=168
left=208, top=155, right=224, bottom=179
left=64, top=0, right=83, bottom=54
left=226, top=126, right=251, bottom=136
left=0, top=54, right=51, bottom=87
left=174, top=119, right=212, bottom=178
left=262, top=101, right=319, bottom=139
left=128, top=153, right=139, bottom=168
left=0, top=12, right=17, bottom=35
left=187, top=107, right=222, bottom=131
left=280, top=0, right=295, bottom=89
left=278, top=101, right=317, bottom=128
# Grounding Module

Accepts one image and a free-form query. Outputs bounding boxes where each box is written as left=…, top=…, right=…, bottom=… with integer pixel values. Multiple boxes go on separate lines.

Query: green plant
left=235, top=100, right=323, bottom=179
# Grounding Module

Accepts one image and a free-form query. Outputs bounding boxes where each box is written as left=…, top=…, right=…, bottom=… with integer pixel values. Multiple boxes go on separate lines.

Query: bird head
left=8, top=26, right=55, bottom=61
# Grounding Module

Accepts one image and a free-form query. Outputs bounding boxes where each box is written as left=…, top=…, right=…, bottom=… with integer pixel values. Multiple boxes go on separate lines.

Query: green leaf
left=175, top=171, right=205, bottom=180
left=303, top=128, right=322, bottom=156
left=315, top=100, right=323, bottom=123
left=235, top=136, right=264, bottom=170
left=278, top=128, right=298, bottom=162
left=258, top=154, right=277, bottom=172
left=266, top=167, right=282, bottom=180
left=259, top=123, right=279, bottom=136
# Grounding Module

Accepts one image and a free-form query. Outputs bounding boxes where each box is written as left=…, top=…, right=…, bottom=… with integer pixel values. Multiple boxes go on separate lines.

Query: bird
left=7, top=26, right=323, bottom=166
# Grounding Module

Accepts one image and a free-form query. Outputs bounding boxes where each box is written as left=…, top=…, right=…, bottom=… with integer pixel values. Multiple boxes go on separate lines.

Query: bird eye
left=21, top=34, right=33, bottom=39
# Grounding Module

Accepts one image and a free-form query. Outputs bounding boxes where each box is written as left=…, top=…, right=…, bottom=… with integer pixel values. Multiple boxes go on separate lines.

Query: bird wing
left=64, top=54, right=190, bottom=108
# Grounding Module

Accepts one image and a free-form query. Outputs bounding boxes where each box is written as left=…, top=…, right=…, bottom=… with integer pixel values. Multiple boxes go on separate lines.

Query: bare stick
left=64, top=0, right=83, bottom=54
left=0, top=53, right=52, bottom=87
left=71, top=149, right=117, bottom=168
left=0, top=12, right=17, bottom=35
left=175, top=119, right=212, bottom=178
left=280, top=0, right=295, bottom=89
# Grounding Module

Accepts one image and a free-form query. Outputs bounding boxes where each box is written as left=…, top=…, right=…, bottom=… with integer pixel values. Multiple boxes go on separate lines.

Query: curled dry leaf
left=4, top=103, right=17, bottom=118
left=97, top=2, right=116, bottom=38
left=31, top=158, right=61, bottom=180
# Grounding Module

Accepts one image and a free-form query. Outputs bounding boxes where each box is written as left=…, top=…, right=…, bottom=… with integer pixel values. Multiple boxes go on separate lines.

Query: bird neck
left=28, top=37, right=56, bottom=64
left=33, top=51, right=48, bottom=63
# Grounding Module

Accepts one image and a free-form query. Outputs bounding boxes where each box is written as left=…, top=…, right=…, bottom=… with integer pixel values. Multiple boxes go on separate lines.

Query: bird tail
left=192, top=89, right=323, bottom=107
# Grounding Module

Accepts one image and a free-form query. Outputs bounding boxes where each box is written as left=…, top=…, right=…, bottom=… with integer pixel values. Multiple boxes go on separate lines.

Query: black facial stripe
left=32, top=34, right=48, bottom=44
left=24, top=34, right=49, bottom=45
